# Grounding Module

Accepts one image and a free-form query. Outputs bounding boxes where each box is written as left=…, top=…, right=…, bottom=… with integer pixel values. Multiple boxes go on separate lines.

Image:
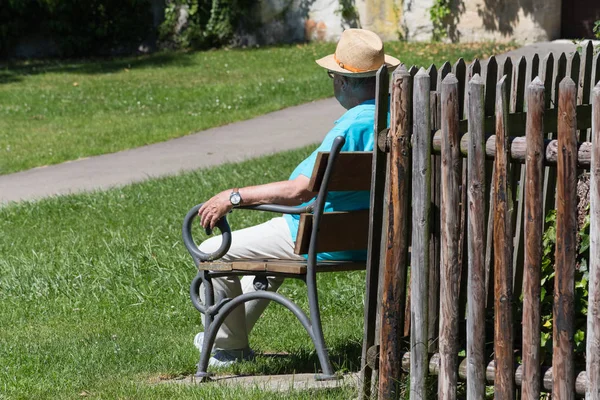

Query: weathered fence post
left=379, top=65, right=412, bottom=399
left=359, top=65, right=389, bottom=400
left=522, top=77, right=545, bottom=400
left=554, top=77, right=577, bottom=400
left=430, top=62, right=452, bottom=355
left=410, top=67, right=431, bottom=400
left=466, top=73, right=486, bottom=400
left=588, top=81, right=600, bottom=400
left=439, top=73, right=461, bottom=400
left=494, top=74, right=515, bottom=400
left=484, top=56, right=498, bottom=307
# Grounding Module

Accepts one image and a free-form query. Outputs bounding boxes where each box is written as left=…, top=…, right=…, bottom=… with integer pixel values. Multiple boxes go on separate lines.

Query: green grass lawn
left=0, top=145, right=372, bottom=399
left=0, top=41, right=516, bottom=175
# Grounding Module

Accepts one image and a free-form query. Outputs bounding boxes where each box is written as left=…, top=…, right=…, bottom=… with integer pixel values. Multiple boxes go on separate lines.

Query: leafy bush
left=0, top=0, right=153, bottom=57
left=538, top=207, right=590, bottom=363
left=158, top=0, right=256, bottom=50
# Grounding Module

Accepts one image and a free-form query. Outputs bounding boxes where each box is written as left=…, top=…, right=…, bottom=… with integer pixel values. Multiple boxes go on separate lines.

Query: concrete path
left=0, top=98, right=345, bottom=204
left=158, top=372, right=360, bottom=392
left=0, top=40, right=587, bottom=204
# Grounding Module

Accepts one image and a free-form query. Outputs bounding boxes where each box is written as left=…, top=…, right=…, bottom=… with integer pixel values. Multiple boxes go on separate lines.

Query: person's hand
left=198, top=190, right=233, bottom=230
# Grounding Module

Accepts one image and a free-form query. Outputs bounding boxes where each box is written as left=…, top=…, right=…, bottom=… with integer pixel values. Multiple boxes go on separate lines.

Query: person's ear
left=339, top=76, right=349, bottom=91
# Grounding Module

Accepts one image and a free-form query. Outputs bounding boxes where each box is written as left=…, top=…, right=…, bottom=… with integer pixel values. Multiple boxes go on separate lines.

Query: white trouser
left=198, top=217, right=304, bottom=350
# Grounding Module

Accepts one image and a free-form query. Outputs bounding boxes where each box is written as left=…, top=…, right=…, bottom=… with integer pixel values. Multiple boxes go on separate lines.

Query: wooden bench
left=182, top=66, right=390, bottom=381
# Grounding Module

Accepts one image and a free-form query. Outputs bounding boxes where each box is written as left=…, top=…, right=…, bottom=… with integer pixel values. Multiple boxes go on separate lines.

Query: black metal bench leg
left=201, top=271, right=214, bottom=331
left=306, top=277, right=338, bottom=381
left=190, top=271, right=216, bottom=380
left=193, top=290, right=335, bottom=380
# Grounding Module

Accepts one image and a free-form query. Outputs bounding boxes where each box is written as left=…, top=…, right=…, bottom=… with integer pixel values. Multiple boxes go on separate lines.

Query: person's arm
left=198, top=175, right=314, bottom=229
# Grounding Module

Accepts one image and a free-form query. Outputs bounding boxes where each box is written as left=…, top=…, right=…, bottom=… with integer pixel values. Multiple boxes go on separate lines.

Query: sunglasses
left=327, top=71, right=335, bottom=79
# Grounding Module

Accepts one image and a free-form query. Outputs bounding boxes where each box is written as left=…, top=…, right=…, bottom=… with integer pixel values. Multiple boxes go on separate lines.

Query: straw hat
left=316, top=29, right=400, bottom=77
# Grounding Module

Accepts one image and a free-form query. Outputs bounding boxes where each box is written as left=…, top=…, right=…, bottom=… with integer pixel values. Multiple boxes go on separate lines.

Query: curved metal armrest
left=238, top=201, right=314, bottom=215
left=182, top=204, right=232, bottom=263
left=182, top=201, right=315, bottom=264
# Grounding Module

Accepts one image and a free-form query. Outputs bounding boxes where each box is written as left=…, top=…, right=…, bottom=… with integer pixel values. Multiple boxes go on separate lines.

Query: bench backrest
left=294, top=151, right=372, bottom=255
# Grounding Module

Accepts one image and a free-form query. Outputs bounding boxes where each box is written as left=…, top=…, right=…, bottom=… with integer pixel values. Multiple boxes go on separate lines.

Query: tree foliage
left=0, top=0, right=153, bottom=57
left=158, top=0, right=256, bottom=50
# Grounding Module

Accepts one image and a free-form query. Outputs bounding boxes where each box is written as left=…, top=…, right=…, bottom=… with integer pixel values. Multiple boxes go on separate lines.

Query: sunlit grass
left=0, top=41, right=517, bottom=174
left=0, top=145, right=373, bottom=398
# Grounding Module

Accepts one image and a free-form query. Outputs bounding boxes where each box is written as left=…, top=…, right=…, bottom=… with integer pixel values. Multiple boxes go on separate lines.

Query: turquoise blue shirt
left=284, top=99, right=375, bottom=261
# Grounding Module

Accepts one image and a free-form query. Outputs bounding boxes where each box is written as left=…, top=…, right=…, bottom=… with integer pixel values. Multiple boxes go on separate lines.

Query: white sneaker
left=208, top=348, right=255, bottom=368
left=193, top=332, right=254, bottom=368
left=193, top=332, right=213, bottom=354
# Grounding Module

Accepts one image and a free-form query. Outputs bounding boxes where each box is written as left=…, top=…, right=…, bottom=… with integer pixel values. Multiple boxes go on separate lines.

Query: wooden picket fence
left=364, top=41, right=600, bottom=399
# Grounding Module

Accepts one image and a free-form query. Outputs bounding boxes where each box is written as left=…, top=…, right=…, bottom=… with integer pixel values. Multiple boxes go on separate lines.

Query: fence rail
left=364, top=42, right=600, bottom=399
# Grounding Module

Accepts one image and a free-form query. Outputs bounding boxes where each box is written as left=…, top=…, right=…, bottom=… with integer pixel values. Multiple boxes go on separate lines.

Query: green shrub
left=537, top=207, right=590, bottom=363
left=158, top=0, right=256, bottom=50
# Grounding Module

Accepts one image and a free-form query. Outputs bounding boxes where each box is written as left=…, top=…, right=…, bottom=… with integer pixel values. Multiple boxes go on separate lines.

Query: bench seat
left=197, top=260, right=366, bottom=274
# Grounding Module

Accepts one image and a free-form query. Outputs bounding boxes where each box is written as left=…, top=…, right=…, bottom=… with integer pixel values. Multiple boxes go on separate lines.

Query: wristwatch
left=229, top=188, right=242, bottom=207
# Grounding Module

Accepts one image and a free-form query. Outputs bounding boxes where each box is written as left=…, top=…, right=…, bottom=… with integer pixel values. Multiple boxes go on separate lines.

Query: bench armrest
left=182, top=201, right=315, bottom=264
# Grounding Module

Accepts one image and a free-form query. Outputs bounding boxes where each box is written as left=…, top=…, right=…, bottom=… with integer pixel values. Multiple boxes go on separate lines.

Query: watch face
left=230, top=192, right=241, bottom=205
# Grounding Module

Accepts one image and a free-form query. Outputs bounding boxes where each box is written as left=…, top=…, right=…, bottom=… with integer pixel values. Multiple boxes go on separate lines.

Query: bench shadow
left=249, top=340, right=363, bottom=376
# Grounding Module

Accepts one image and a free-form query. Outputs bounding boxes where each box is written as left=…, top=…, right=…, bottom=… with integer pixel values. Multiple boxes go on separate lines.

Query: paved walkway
left=159, top=372, right=360, bottom=391
left=0, top=40, right=584, bottom=204
left=0, top=98, right=345, bottom=204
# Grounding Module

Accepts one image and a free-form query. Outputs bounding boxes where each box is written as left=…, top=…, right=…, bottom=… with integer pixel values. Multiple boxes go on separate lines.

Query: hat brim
left=316, top=54, right=401, bottom=77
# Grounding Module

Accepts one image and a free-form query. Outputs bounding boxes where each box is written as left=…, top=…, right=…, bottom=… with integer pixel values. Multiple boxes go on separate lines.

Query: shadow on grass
left=230, top=340, right=363, bottom=377
left=0, top=51, right=194, bottom=84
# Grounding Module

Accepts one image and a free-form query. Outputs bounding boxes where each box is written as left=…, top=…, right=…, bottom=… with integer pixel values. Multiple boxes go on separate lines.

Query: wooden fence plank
left=494, top=74, right=515, bottom=400
left=593, top=53, right=600, bottom=90
left=513, top=56, right=527, bottom=113
left=430, top=61, right=450, bottom=354
left=410, top=67, right=431, bottom=400
left=484, top=56, right=498, bottom=117
left=484, top=56, right=498, bottom=307
left=456, top=60, right=481, bottom=322
left=521, top=77, right=545, bottom=400
left=359, top=65, right=389, bottom=400
left=568, top=51, right=586, bottom=144
left=429, top=90, right=442, bottom=354
left=439, top=62, right=452, bottom=89
left=580, top=41, right=594, bottom=106
left=379, top=65, right=412, bottom=399
left=554, top=53, right=568, bottom=108
left=403, top=65, right=418, bottom=340
left=466, top=73, right=486, bottom=400
left=581, top=41, right=594, bottom=141
left=428, top=63, right=438, bottom=91
left=453, top=58, right=467, bottom=118
left=502, top=57, right=514, bottom=108
left=553, top=76, right=577, bottom=400
left=587, top=81, right=600, bottom=399
left=527, top=54, right=540, bottom=96
left=568, top=51, right=581, bottom=88
left=511, top=55, right=527, bottom=305
left=439, top=73, right=461, bottom=400
left=542, top=53, right=563, bottom=226
left=541, top=53, right=555, bottom=109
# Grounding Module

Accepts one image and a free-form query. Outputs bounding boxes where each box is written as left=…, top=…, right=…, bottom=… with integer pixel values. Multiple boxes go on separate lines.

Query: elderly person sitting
left=194, top=28, right=399, bottom=367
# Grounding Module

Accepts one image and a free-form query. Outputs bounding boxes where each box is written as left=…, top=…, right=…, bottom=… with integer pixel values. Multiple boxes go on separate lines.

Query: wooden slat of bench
left=293, top=209, right=370, bottom=255
left=197, top=260, right=366, bottom=275
left=308, top=152, right=372, bottom=192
